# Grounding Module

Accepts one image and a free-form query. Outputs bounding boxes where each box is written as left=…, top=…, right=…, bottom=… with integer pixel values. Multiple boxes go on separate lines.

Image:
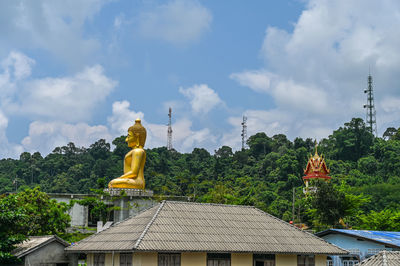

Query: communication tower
left=167, top=107, right=173, bottom=150
left=363, top=74, right=378, bottom=136
left=241, top=116, right=247, bottom=150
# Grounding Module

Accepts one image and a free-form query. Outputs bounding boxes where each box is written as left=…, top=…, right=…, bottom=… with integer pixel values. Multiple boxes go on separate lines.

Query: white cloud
left=231, top=0, right=400, bottom=138
left=165, top=118, right=216, bottom=152
left=223, top=109, right=335, bottom=151
left=378, top=97, right=400, bottom=126
left=0, top=110, right=23, bottom=158
left=0, top=51, right=119, bottom=157
left=107, top=100, right=144, bottom=135
left=1, top=51, right=35, bottom=80
left=20, top=65, right=116, bottom=121
left=0, top=51, right=36, bottom=109
left=230, top=70, right=272, bottom=93
left=0, top=51, right=117, bottom=122
left=0, top=0, right=111, bottom=66
left=107, top=101, right=216, bottom=152
left=222, top=109, right=290, bottom=150
left=21, top=121, right=111, bottom=155
left=114, top=14, right=124, bottom=29
left=231, top=70, right=329, bottom=114
left=179, top=84, right=223, bottom=115
left=137, top=0, right=212, bottom=44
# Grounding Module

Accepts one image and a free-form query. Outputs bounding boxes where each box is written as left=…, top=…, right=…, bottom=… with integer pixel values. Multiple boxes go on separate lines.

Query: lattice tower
left=241, top=116, right=247, bottom=150
left=167, top=107, right=173, bottom=150
left=363, top=74, right=378, bottom=136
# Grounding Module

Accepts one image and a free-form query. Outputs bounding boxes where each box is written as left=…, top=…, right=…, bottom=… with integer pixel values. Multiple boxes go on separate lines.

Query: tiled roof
left=66, top=201, right=347, bottom=254
left=358, top=251, right=400, bottom=266
left=316, top=229, right=400, bottom=248
left=12, top=235, right=69, bottom=258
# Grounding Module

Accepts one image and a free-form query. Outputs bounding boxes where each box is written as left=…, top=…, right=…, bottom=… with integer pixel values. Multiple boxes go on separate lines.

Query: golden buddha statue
left=108, top=118, right=146, bottom=189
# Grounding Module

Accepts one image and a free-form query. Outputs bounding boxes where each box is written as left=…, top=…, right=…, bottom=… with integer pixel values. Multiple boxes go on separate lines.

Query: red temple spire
left=303, top=141, right=331, bottom=192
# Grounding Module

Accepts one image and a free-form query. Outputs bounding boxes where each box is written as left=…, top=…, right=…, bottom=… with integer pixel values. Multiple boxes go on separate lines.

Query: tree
left=88, top=139, right=111, bottom=160
left=383, top=127, right=397, bottom=140
left=355, top=209, right=400, bottom=231
left=321, top=118, right=374, bottom=161
left=0, top=187, right=70, bottom=263
left=247, top=132, right=272, bottom=158
left=0, top=194, right=27, bottom=264
left=307, top=181, right=368, bottom=230
left=15, top=187, right=71, bottom=235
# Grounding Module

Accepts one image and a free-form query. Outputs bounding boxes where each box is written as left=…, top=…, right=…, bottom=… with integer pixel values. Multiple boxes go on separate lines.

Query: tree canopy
left=0, top=187, right=70, bottom=263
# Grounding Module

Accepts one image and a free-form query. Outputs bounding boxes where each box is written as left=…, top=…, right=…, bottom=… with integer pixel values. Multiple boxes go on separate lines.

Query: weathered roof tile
left=66, top=201, right=347, bottom=255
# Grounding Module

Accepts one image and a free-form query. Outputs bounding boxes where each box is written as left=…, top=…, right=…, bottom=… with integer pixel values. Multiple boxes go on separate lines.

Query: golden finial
left=314, top=139, right=318, bottom=156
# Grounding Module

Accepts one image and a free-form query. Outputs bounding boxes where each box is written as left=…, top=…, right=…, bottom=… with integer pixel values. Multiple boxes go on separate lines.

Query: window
left=207, top=253, right=231, bottom=266
left=367, top=248, right=384, bottom=255
left=254, top=254, right=275, bottom=266
left=297, top=255, right=315, bottom=266
left=343, top=260, right=358, bottom=266
left=326, top=256, right=333, bottom=266
left=158, top=253, right=181, bottom=266
left=342, top=256, right=359, bottom=266
left=94, top=254, right=105, bottom=266
left=120, top=253, right=132, bottom=266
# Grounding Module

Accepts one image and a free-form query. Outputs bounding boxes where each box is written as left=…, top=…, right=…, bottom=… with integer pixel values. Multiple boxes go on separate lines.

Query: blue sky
left=1, top=0, right=400, bottom=158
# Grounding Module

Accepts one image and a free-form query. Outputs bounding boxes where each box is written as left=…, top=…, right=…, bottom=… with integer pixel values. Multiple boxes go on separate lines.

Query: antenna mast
left=241, top=116, right=247, bottom=150
left=167, top=107, right=173, bottom=150
left=363, top=74, right=377, bottom=136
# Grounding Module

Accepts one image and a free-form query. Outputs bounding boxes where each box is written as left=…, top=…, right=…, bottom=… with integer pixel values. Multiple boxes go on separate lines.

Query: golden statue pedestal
left=105, top=118, right=156, bottom=222
left=103, top=188, right=155, bottom=223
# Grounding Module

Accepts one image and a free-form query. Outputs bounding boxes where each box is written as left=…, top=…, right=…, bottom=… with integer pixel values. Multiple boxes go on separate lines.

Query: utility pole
left=292, top=187, right=295, bottom=223
left=167, top=107, right=173, bottom=150
left=13, top=176, right=18, bottom=192
left=363, top=74, right=378, bottom=136
left=241, top=116, right=247, bottom=150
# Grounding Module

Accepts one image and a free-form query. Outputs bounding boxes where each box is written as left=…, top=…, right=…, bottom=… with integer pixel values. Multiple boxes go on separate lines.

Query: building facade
left=49, top=189, right=156, bottom=227
left=12, top=235, right=70, bottom=266
left=316, top=229, right=400, bottom=266
left=67, top=201, right=347, bottom=266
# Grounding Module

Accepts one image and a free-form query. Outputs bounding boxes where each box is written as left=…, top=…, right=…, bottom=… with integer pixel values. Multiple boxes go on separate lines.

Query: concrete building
left=49, top=189, right=156, bottom=228
left=66, top=201, right=347, bottom=266
left=316, top=229, right=400, bottom=266
left=12, top=235, right=70, bottom=266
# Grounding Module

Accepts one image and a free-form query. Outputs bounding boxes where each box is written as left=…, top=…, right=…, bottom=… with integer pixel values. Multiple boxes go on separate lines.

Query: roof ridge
left=382, top=250, right=388, bottom=266
left=134, top=200, right=166, bottom=250
left=163, top=200, right=254, bottom=208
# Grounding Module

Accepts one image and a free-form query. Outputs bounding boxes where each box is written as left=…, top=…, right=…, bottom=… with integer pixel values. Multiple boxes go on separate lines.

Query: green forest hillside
left=1, top=118, right=400, bottom=231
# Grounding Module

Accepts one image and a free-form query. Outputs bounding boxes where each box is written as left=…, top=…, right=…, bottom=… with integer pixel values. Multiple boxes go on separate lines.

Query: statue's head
left=127, top=118, right=147, bottom=148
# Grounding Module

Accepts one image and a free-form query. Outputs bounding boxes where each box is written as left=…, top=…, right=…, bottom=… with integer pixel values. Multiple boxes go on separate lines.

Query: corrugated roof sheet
left=67, top=204, right=160, bottom=252
left=66, top=201, right=347, bottom=255
left=358, top=251, right=400, bottom=266
left=317, top=229, right=400, bottom=248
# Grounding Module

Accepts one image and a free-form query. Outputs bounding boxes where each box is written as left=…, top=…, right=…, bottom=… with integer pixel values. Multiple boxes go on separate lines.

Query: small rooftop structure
left=358, top=250, right=400, bottom=265
left=66, top=200, right=347, bottom=255
left=12, top=235, right=70, bottom=265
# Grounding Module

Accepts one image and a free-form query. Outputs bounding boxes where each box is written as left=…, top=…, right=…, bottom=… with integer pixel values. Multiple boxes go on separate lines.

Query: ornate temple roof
left=303, top=144, right=331, bottom=181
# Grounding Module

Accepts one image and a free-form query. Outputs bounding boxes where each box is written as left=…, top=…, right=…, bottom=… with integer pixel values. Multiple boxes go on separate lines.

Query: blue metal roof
left=326, top=229, right=400, bottom=248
